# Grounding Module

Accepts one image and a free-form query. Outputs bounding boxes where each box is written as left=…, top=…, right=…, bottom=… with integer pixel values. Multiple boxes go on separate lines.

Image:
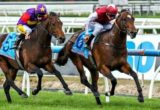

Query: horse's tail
left=56, top=44, right=69, bottom=66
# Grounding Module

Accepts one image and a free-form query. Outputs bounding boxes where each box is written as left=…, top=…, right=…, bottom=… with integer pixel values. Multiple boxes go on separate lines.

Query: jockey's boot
left=88, top=55, right=97, bottom=70
left=85, top=34, right=95, bottom=50
left=13, top=34, right=25, bottom=49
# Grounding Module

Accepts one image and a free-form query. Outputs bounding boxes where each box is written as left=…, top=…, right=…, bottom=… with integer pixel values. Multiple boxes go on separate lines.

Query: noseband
left=115, top=12, right=135, bottom=36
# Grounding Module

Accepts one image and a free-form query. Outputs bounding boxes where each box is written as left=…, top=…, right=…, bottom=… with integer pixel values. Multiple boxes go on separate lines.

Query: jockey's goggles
left=107, top=14, right=116, bottom=18
left=37, top=14, right=44, bottom=17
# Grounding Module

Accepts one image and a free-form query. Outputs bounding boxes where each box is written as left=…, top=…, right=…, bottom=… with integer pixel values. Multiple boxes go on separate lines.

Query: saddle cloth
left=71, top=30, right=94, bottom=59
left=0, top=32, right=18, bottom=60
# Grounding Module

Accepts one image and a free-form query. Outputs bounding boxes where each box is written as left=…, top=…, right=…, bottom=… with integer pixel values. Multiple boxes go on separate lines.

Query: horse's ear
left=121, top=8, right=130, bottom=13
left=57, top=12, right=61, bottom=17
left=115, top=12, right=120, bottom=18
left=49, top=12, right=57, bottom=16
left=117, top=11, right=120, bottom=16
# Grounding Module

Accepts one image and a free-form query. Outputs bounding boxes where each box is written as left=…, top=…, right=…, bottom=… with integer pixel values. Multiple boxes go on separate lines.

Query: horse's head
left=115, top=9, right=137, bottom=39
left=47, top=12, right=65, bottom=43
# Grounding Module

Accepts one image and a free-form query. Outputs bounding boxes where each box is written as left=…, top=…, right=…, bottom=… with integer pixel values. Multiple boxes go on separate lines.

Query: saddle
left=14, top=34, right=25, bottom=49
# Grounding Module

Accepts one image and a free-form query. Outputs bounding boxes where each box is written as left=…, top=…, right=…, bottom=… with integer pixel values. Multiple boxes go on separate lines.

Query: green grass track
left=0, top=90, right=159, bottom=110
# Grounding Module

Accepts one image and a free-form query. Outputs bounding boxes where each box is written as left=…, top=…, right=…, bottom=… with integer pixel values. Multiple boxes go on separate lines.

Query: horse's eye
left=123, top=18, right=126, bottom=21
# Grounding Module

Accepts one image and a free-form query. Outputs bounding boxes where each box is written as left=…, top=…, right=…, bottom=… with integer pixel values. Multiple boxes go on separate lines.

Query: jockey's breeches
left=85, top=22, right=113, bottom=37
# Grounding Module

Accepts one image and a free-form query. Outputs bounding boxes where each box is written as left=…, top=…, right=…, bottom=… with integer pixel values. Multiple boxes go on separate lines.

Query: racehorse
left=0, top=12, right=72, bottom=102
left=56, top=9, right=144, bottom=105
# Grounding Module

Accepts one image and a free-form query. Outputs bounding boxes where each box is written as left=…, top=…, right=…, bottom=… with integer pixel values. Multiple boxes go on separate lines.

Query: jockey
left=84, top=4, right=118, bottom=48
left=84, top=4, right=118, bottom=69
left=14, top=3, right=48, bottom=48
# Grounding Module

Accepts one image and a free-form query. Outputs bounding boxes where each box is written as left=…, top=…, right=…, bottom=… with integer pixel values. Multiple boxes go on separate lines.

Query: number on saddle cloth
left=71, top=30, right=93, bottom=59
left=0, top=32, right=19, bottom=59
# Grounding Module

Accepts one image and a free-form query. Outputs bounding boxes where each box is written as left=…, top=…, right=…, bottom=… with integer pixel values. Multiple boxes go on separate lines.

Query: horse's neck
left=37, top=30, right=51, bottom=46
left=32, top=21, right=51, bottom=46
left=110, top=24, right=127, bottom=48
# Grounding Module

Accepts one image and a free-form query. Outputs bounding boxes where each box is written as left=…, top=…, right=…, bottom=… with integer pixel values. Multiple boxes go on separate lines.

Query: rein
left=115, top=20, right=127, bottom=33
left=39, top=23, right=52, bottom=37
left=94, top=20, right=127, bottom=50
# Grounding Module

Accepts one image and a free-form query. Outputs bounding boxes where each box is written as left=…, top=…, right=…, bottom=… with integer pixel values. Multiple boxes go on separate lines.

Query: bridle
left=95, top=11, right=134, bottom=49
left=114, top=11, right=136, bottom=36
left=35, top=15, right=60, bottom=39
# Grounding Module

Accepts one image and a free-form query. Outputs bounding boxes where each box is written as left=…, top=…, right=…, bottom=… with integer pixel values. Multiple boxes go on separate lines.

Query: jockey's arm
left=19, top=12, right=30, bottom=25
left=85, top=12, right=98, bottom=36
left=17, top=12, right=31, bottom=34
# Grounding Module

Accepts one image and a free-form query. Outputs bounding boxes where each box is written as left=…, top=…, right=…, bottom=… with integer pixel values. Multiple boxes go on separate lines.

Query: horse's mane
left=95, top=9, right=132, bottom=42
left=49, top=11, right=58, bottom=16
left=30, top=12, right=59, bottom=38
left=120, top=9, right=130, bottom=13
left=115, top=9, right=131, bottom=19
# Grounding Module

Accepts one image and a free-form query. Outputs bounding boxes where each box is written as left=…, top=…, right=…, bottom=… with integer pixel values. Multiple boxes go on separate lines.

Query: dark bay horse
left=0, top=12, right=72, bottom=102
left=56, top=10, right=144, bottom=105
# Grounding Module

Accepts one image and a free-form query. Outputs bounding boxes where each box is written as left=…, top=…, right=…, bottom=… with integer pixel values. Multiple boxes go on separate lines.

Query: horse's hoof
left=105, top=92, right=110, bottom=96
left=95, top=97, right=102, bottom=105
left=21, top=93, right=28, bottom=98
left=32, top=89, right=39, bottom=95
left=110, top=91, right=114, bottom=96
left=64, top=90, right=72, bottom=95
left=7, top=100, right=12, bottom=103
left=105, top=91, right=114, bottom=96
left=138, top=96, right=144, bottom=103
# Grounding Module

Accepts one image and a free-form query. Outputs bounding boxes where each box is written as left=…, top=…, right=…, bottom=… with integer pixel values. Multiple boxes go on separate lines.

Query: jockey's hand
left=25, top=34, right=30, bottom=39
left=84, top=35, right=90, bottom=43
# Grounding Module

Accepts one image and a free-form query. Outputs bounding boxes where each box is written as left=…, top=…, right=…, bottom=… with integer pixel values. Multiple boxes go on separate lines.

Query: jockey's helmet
left=106, top=4, right=118, bottom=17
left=35, top=4, right=47, bottom=17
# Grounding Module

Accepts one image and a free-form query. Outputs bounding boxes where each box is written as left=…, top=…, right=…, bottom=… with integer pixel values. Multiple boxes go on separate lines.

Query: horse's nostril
left=130, top=31, right=137, bottom=38
left=59, top=37, right=65, bottom=43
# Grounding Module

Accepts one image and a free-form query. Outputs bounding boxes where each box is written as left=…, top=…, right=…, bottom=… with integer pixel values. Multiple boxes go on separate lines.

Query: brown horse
left=56, top=9, right=144, bottom=105
left=0, top=12, right=72, bottom=102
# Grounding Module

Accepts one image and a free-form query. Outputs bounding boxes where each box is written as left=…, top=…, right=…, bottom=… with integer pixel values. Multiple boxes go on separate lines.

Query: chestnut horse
left=56, top=10, right=144, bottom=105
left=0, top=12, right=72, bottom=102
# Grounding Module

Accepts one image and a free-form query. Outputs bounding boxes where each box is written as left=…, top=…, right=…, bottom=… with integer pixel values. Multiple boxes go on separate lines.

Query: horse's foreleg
left=83, top=60, right=101, bottom=105
left=32, top=68, right=43, bottom=95
left=44, top=62, right=72, bottom=95
left=70, top=57, right=93, bottom=89
left=3, top=71, right=28, bottom=102
left=0, top=60, right=12, bottom=102
left=3, top=80, right=11, bottom=102
left=27, top=64, right=43, bottom=95
left=90, top=69, right=102, bottom=105
left=99, top=65, right=117, bottom=96
left=0, top=61, right=27, bottom=102
left=8, top=69, right=28, bottom=98
left=121, top=63, right=144, bottom=102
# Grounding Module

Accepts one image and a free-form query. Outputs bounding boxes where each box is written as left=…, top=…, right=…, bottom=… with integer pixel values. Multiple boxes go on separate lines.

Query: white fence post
left=103, top=76, right=110, bottom=102
left=148, top=66, right=160, bottom=99
left=22, top=71, right=30, bottom=96
left=84, top=66, right=90, bottom=95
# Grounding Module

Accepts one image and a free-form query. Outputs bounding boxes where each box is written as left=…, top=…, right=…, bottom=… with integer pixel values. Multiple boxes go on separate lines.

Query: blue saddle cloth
left=71, top=30, right=93, bottom=59
left=0, top=32, right=18, bottom=60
